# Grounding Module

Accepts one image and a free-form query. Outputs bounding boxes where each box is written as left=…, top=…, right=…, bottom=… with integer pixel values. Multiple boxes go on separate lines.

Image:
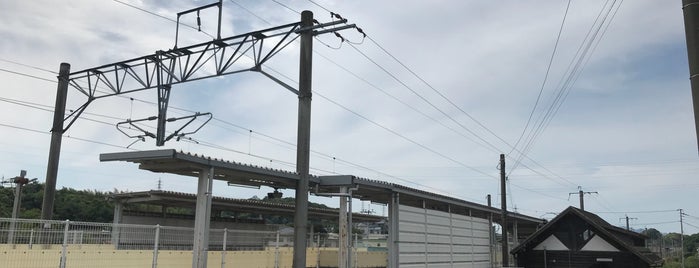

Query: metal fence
left=0, top=217, right=284, bottom=268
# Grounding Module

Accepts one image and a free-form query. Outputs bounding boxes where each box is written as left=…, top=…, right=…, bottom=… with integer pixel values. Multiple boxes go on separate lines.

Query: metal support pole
left=153, top=224, right=160, bottom=268
left=470, top=209, right=475, bottom=267
left=353, top=233, right=358, bottom=268
left=348, top=193, right=353, bottom=268
left=448, top=205, right=453, bottom=267
left=500, top=154, right=509, bottom=267
left=29, top=229, right=34, bottom=249
left=487, top=194, right=494, bottom=266
left=193, top=167, right=214, bottom=268
left=339, top=187, right=348, bottom=268
left=292, top=10, right=314, bottom=268
left=155, top=84, right=171, bottom=146
left=423, top=200, right=428, bottom=266
left=513, top=220, right=519, bottom=249
left=217, top=0, right=222, bottom=39
left=42, top=63, right=70, bottom=221
left=682, top=0, right=699, bottom=153
left=316, top=234, right=321, bottom=268
left=112, top=202, right=123, bottom=249
left=60, top=220, right=70, bottom=268
left=275, top=230, right=280, bottom=268
left=221, top=228, right=227, bottom=268
left=387, top=193, right=399, bottom=268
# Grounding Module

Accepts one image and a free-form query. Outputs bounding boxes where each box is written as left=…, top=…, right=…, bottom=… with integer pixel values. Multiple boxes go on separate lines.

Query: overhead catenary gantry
left=63, top=16, right=355, bottom=146
left=42, top=2, right=359, bottom=268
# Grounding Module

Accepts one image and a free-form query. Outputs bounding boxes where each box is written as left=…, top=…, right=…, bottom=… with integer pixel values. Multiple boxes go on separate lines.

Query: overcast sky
left=0, top=0, right=697, bottom=234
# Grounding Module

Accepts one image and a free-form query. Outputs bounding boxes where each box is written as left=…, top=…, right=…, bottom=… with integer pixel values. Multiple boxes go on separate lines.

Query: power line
left=228, top=0, right=272, bottom=25
left=271, top=0, right=300, bottom=14
left=111, top=0, right=215, bottom=39
left=270, top=1, right=578, bottom=190
left=685, top=221, right=699, bottom=231
left=630, top=220, right=679, bottom=226
left=3, top=11, right=473, bottom=201
left=509, top=0, right=623, bottom=174
left=0, top=122, right=132, bottom=150
left=509, top=0, right=571, bottom=160
left=347, top=43, right=502, bottom=154
left=0, top=68, right=56, bottom=83
left=11, top=5, right=473, bottom=201
left=0, top=58, right=57, bottom=74
left=594, top=209, right=678, bottom=214
left=306, top=0, right=331, bottom=13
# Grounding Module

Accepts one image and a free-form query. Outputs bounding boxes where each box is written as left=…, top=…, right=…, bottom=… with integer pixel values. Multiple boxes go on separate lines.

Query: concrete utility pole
left=42, top=63, right=70, bottom=221
left=292, top=10, right=313, bottom=268
left=682, top=0, right=699, bottom=153
left=499, top=154, right=509, bottom=267
left=338, top=187, right=349, bottom=268
left=620, top=215, right=637, bottom=231
left=487, top=194, right=494, bottom=266
left=680, top=209, right=685, bottom=268
left=569, top=186, right=597, bottom=211
left=8, top=170, right=34, bottom=244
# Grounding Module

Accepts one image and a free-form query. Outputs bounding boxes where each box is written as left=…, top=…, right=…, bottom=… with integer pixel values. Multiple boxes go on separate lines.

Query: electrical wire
left=685, top=221, right=699, bottom=231
left=271, top=0, right=300, bottom=14
left=3, top=49, right=473, bottom=200
left=509, top=0, right=623, bottom=174
left=112, top=0, right=215, bottom=39
left=228, top=0, right=272, bottom=25
left=509, top=0, right=571, bottom=159
left=0, top=68, right=56, bottom=83
left=629, top=220, right=679, bottom=226
left=347, top=43, right=503, bottom=154
left=0, top=122, right=133, bottom=150
left=593, top=209, right=678, bottom=214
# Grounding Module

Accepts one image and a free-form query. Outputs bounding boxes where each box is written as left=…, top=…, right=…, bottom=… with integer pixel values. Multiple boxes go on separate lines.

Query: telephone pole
left=619, top=215, right=637, bottom=231
left=7, top=170, right=37, bottom=244
left=569, top=186, right=597, bottom=211
left=499, top=154, right=509, bottom=267
left=680, top=209, right=685, bottom=268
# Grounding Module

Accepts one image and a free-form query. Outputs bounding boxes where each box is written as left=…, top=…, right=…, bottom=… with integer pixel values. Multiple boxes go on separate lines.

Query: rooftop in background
left=110, top=189, right=385, bottom=222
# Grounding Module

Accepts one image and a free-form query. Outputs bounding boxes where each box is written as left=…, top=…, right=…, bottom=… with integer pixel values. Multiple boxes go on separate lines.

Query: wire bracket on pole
left=116, top=112, right=212, bottom=147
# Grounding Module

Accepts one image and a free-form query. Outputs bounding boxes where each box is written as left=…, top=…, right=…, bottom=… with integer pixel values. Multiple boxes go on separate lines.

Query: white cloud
left=0, top=0, right=695, bottom=233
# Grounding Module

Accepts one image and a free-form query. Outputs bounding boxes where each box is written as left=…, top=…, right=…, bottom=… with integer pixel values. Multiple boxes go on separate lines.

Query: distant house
left=512, top=206, right=663, bottom=268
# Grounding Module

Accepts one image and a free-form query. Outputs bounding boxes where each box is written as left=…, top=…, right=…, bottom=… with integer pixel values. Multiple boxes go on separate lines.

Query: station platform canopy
left=101, top=149, right=544, bottom=238
left=110, top=189, right=385, bottom=222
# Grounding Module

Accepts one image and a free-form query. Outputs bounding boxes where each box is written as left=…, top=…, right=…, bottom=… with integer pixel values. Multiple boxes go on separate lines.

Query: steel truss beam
left=63, top=19, right=352, bottom=140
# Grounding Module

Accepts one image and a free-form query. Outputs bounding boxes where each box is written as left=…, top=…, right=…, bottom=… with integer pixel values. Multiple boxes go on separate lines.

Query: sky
left=0, top=0, right=698, bottom=234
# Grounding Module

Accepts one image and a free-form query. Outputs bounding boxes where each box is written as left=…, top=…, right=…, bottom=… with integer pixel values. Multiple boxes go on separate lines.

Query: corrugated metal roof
left=101, top=149, right=544, bottom=233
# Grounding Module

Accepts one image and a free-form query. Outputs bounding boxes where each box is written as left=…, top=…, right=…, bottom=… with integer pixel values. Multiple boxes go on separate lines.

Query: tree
left=643, top=228, right=663, bottom=240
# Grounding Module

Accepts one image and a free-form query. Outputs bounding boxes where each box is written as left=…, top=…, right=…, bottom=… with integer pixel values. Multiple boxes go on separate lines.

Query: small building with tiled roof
left=512, top=206, right=663, bottom=268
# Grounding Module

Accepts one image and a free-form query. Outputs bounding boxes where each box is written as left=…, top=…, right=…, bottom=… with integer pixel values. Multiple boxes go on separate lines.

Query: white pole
left=59, top=220, right=70, bottom=268
left=221, top=228, right=227, bottom=268
left=152, top=224, right=160, bottom=268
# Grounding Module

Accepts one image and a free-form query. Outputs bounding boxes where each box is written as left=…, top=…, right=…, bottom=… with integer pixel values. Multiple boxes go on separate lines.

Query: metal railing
left=0, top=218, right=282, bottom=268
left=0, top=218, right=387, bottom=268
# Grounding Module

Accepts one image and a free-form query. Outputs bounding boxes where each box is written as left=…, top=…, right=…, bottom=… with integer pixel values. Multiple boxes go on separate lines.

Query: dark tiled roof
left=512, top=206, right=663, bottom=267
